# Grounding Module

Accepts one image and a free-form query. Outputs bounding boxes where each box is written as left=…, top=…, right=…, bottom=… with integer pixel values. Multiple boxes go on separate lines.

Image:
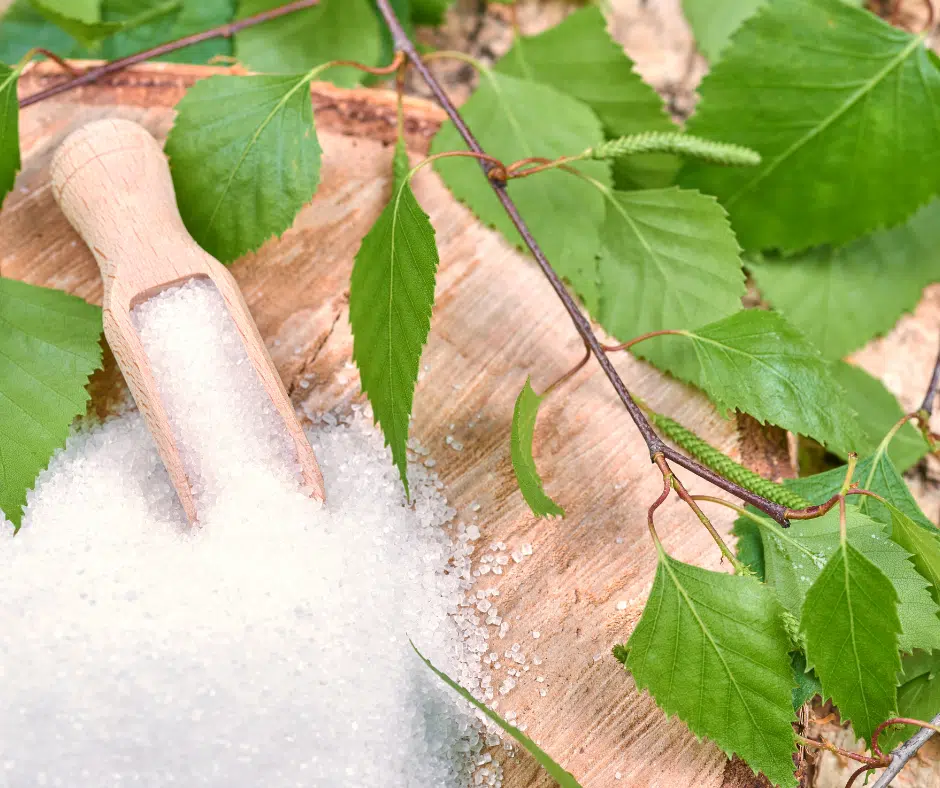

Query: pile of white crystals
left=0, top=280, right=492, bottom=787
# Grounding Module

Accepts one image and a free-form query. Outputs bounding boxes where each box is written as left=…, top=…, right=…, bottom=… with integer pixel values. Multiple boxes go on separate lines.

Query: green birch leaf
left=801, top=538, right=901, bottom=744
left=0, top=61, right=21, bottom=209
left=626, top=547, right=797, bottom=787
left=856, top=453, right=933, bottom=529
left=650, top=310, right=865, bottom=454
left=510, top=378, right=564, bottom=518
left=879, top=654, right=940, bottom=752
left=885, top=502, right=940, bottom=605
left=98, top=0, right=234, bottom=63
left=0, top=278, right=102, bottom=529
left=410, top=0, right=452, bottom=25
left=413, top=642, right=583, bottom=787
left=681, top=0, right=765, bottom=61
left=748, top=201, right=940, bottom=361
left=0, top=0, right=78, bottom=62
left=788, top=453, right=933, bottom=531
left=790, top=651, right=821, bottom=711
left=30, top=0, right=123, bottom=44
left=95, top=0, right=179, bottom=58
left=235, top=0, right=382, bottom=88
left=495, top=5, right=677, bottom=189
left=595, top=186, right=745, bottom=376
left=430, top=70, right=610, bottom=302
left=682, top=0, right=940, bottom=251
left=751, top=507, right=940, bottom=654
left=899, top=649, right=939, bottom=684
left=732, top=516, right=765, bottom=581
left=830, top=362, right=928, bottom=473
left=166, top=73, right=321, bottom=263
left=349, top=142, right=439, bottom=497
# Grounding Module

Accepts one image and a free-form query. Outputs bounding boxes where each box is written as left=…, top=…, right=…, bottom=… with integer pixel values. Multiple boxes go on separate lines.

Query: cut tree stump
left=3, top=59, right=935, bottom=788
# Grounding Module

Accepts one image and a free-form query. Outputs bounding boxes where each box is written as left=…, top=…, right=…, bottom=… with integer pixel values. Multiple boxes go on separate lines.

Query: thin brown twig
left=653, top=455, right=741, bottom=567
left=541, top=344, right=591, bottom=398
left=25, top=48, right=81, bottom=76
left=415, top=150, right=508, bottom=181
left=601, top=330, right=687, bottom=353
left=786, top=494, right=841, bottom=520
left=19, top=0, right=323, bottom=108
left=372, top=0, right=797, bottom=526
left=330, top=51, right=405, bottom=76
left=796, top=735, right=882, bottom=767
left=506, top=155, right=581, bottom=179
left=647, top=454, right=673, bottom=542
left=844, top=763, right=875, bottom=788
left=919, top=331, right=940, bottom=415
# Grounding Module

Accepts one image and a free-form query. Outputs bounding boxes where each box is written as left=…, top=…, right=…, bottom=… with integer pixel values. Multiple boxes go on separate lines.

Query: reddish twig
left=372, top=0, right=796, bottom=526
left=653, top=455, right=741, bottom=567
left=844, top=764, right=875, bottom=788
left=786, top=494, right=841, bottom=520
left=416, top=150, right=507, bottom=181
left=19, top=0, right=323, bottom=108
left=647, top=454, right=673, bottom=541
left=796, top=735, right=882, bottom=767
left=330, top=50, right=405, bottom=76
left=601, top=329, right=686, bottom=353
left=541, top=344, right=591, bottom=397
left=506, top=155, right=580, bottom=179
left=26, top=48, right=80, bottom=76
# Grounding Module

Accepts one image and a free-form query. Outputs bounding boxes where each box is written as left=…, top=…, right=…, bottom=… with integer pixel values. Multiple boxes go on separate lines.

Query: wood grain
left=4, top=61, right=786, bottom=788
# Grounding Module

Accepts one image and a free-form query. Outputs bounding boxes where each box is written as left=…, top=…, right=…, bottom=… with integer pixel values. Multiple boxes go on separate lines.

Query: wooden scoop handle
left=50, top=119, right=326, bottom=522
left=51, top=118, right=201, bottom=300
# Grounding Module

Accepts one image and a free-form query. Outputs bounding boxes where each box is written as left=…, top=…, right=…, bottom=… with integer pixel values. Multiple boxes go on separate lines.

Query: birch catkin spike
left=50, top=118, right=325, bottom=521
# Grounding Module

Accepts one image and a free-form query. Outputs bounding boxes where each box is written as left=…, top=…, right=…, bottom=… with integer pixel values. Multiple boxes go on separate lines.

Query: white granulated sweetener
left=0, top=280, right=491, bottom=787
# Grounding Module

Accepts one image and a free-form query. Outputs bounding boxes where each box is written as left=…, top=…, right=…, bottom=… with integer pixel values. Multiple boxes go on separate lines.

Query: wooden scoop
left=50, top=118, right=325, bottom=523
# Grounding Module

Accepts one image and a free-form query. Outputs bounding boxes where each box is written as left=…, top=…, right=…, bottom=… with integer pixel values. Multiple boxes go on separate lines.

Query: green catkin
left=588, top=131, right=761, bottom=167
left=648, top=411, right=810, bottom=511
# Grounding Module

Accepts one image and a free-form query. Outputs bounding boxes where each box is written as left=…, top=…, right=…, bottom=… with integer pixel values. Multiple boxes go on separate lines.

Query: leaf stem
left=16, top=48, right=80, bottom=76
left=405, top=150, right=508, bottom=183
left=654, top=456, right=743, bottom=570
left=506, top=154, right=585, bottom=179
left=872, top=716, right=940, bottom=761
left=795, top=734, right=883, bottom=766
left=839, top=452, right=858, bottom=496
left=870, top=712, right=940, bottom=787
left=327, top=50, right=405, bottom=77
left=374, top=0, right=798, bottom=526
left=18, top=0, right=324, bottom=108
left=601, top=329, right=687, bottom=353
left=786, top=494, right=841, bottom=521
left=647, top=454, right=672, bottom=546
left=844, top=764, right=875, bottom=788
left=420, top=49, right=489, bottom=73
left=690, top=494, right=750, bottom=519
left=541, top=345, right=591, bottom=398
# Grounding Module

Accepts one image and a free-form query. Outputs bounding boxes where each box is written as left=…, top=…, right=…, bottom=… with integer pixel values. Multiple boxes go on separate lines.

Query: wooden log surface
left=3, top=59, right=938, bottom=788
